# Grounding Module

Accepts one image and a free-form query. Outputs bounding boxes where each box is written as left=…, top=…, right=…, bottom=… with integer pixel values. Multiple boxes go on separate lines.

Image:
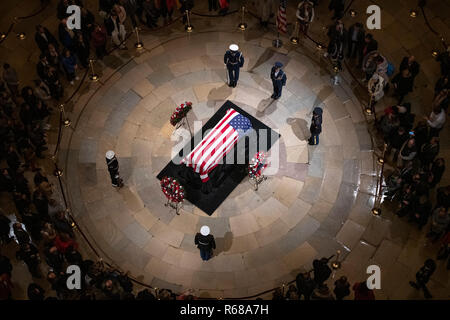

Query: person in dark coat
left=74, top=33, right=90, bottom=69
left=400, top=56, right=420, bottom=81
left=430, top=158, right=445, bottom=188
left=6, top=145, right=21, bottom=173
left=106, top=150, right=123, bottom=187
left=81, top=7, right=96, bottom=42
left=58, top=19, right=75, bottom=50
left=270, top=61, right=287, bottom=99
left=45, top=246, right=65, bottom=273
left=224, top=44, right=244, bottom=88
left=0, top=211, right=12, bottom=244
left=392, top=69, right=414, bottom=104
left=312, top=257, right=332, bottom=286
left=347, top=22, right=365, bottom=60
left=194, top=225, right=216, bottom=261
left=325, top=20, right=347, bottom=70
left=295, top=271, right=315, bottom=300
left=13, top=222, right=30, bottom=245
left=409, top=259, right=436, bottom=299
left=409, top=195, right=432, bottom=230
left=328, top=0, right=344, bottom=20
left=334, top=276, right=350, bottom=300
left=419, top=136, right=440, bottom=170
left=358, top=33, right=378, bottom=68
left=27, top=283, right=45, bottom=300
left=17, top=243, right=41, bottom=278
left=309, top=107, right=323, bottom=145
left=34, top=25, right=59, bottom=53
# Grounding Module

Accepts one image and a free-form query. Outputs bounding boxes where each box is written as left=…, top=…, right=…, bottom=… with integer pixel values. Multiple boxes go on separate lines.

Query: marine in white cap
left=195, top=225, right=216, bottom=261
left=224, top=43, right=244, bottom=88
left=105, top=150, right=122, bottom=187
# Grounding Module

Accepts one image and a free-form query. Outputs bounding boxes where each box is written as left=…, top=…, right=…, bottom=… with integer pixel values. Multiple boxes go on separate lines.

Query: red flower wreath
left=170, top=102, right=192, bottom=126
left=248, top=152, right=268, bottom=179
left=160, top=177, right=185, bottom=203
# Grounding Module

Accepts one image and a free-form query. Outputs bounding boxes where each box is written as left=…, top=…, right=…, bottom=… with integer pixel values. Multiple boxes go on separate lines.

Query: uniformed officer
left=270, top=61, right=287, bottom=99
left=194, top=225, right=216, bottom=261
left=309, top=107, right=323, bottom=145
left=106, top=150, right=123, bottom=188
left=224, top=44, right=244, bottom=88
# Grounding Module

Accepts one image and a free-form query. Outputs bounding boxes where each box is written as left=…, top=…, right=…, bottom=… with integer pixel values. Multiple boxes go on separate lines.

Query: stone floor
left=1, top=0, right=449, bottom=299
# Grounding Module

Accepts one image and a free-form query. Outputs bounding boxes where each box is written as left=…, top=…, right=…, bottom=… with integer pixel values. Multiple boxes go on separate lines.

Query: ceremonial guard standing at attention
left=224, top=44, right=244, bottom=87
left=309, top=107, right=323, bottom=145
left=106, top=150, right=123, bottom=188
left=194, top=226, right=216, bottom=261
left=271, top=61, right=287, bottom=99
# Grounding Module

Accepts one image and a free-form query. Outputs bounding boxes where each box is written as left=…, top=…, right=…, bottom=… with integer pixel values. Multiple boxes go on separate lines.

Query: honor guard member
left=224, top=44, right=244, bottom=88
left=194, top=226, right=216, bottom=261
left=105, top=150, right=123, bottom=188
left=309, top=107, right=323, bottom=145
left=271, top=61, right=287, bottom=99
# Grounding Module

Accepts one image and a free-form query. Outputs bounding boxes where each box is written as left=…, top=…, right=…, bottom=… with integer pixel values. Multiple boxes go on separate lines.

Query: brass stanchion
left=331, top=250, right=341, bottom=270
left=60, top=104, right=72, bottom=127
left=238, top=6, right=247, bottom=31
left=372, top=144, right=387, bottom=216
left=332, top=65, right=340, bottom=85
left=134, top=27, right=143, bottom=49
left=290, top=21, right=300, bottom=44
left=89, top=59, right=99, bottom=81
left=185, top=10, right=193, bottom=32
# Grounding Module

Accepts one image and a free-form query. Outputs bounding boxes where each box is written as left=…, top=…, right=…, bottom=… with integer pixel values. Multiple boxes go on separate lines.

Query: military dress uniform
left=224, top=44, right=244, bottom=87
left=271, top=62, right=287, bottom=99
left=194, top=226, right=216, bottom=261
left=106, top=150, right=123, bottom=187
left=309, top=107, right=323, bottom=145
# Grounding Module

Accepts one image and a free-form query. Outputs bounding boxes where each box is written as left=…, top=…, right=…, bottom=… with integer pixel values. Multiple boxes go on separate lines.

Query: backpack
left=387, top=61, right=395, bottom=77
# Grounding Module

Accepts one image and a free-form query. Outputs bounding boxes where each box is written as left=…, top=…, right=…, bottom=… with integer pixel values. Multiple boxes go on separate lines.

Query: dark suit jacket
left=35, top=28, right=58, bottom=52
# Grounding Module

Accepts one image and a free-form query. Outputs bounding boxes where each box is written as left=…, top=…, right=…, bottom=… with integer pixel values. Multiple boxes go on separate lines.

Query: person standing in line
left=91, top=24, right=108, bottom=60
left=224, top=44, right=244, bottom=88
left=309, top=107, right=323, bottom=145
left=296, top=1, right=314, bottom=36
left=353, top=281, right=375, bottom=300
left=194, top=226, right=216, bottom=261
left=409, top=259, right=436, bottom=299
left=260, top=0, right=274, bottom=28
left=270, top=61, right=287, bottom=100
left=367, top=73, right=385, bottom=112
left=328, top=0, right=344, bottom=20
left=2, top=64, right=20, bottom=97
left=105, top=8, right=127, bottom=50
left=425, top=106, right=446, bottom=138
left=347, top=22, right=365, bottom=61
left=334, top=276, right=351, bottom=300
left=106, top=150, right=123, bottom=188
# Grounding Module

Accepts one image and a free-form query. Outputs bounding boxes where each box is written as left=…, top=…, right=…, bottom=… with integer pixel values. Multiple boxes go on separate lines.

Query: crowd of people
left=272, top=256, right=376, bottom=300
left=0, top=0, right=449, bottom=300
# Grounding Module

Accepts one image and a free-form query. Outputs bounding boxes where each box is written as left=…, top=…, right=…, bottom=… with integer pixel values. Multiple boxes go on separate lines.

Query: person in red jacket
left=352, top=281, right=375, bottom=300
left=91, top=24, right=108, bottom=60
left=54, top=232, right=78, bottom=255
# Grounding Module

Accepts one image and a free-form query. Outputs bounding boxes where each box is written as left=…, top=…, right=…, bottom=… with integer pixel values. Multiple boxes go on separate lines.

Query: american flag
left=183, top=109, right=252, bottom=183
left=277, top=0, right=288, bottom=34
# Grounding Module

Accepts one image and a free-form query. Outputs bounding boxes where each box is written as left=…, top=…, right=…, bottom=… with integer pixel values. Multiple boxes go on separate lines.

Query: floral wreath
left=160, top=177, right=185, bottom=203
left=170, top=101, right=192, bottom=126
left=248, top=152, right=268, bottom=179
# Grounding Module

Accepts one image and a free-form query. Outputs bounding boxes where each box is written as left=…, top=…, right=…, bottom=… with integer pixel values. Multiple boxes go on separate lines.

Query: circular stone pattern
left=65, top=31, right=378, bottom=298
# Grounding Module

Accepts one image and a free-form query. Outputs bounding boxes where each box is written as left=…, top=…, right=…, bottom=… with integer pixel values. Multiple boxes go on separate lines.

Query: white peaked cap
left=229, top=44, right=239, bottom=51
left=200, top=225, right=210, bottom=236
left=106, top=150, right=115, bottom=160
